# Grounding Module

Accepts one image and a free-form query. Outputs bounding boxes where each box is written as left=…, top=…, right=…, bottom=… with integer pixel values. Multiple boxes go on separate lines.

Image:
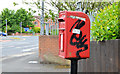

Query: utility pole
left=20, top=22, right=22, bottom=36
left=40, top=0, right=44, bottom=35
left=5, top=19, right=7, bottom=36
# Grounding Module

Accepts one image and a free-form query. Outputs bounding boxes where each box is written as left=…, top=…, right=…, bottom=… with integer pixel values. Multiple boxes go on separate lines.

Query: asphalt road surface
left=0, top=36, right=69, bottom=72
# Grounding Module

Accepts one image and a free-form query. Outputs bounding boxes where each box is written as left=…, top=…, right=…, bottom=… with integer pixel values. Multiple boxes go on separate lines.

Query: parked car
left=0, top=31, right=7, bottom=36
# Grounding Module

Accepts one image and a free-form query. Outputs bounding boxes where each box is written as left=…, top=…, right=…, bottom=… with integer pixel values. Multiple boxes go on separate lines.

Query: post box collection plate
left=58, top=11, right=90, bottom=59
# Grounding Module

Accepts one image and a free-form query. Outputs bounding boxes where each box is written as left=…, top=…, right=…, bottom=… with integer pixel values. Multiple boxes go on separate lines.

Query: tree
left=14, top=0, right=114, bottom=23
left=0, top=14, right=2, bottom=31
left=1, top=8, right=35, bottom=33
left=1, top=8, right=15, bottom=33
left=21, top=0, right=77, bottom=21
left=13, top=1, right=115, bottom=35
left=15, top=8, right=35, bottom=28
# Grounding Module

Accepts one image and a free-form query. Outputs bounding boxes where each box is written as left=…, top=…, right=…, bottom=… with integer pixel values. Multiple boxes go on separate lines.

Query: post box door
left=65, top=11, right=90, bottom=59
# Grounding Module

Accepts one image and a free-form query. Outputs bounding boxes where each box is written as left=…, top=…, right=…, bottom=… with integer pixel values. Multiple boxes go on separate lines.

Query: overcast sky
left=1, top=0, right=117, bottom=15
left=0, top=0, right=28, bottom=12
left=0, top=0, right=57, bottom=15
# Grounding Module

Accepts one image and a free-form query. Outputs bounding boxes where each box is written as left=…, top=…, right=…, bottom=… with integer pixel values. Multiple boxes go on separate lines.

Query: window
left=34, top=22, right=38, bottom=25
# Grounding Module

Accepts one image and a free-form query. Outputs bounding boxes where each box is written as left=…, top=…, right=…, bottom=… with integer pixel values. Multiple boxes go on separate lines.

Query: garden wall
left=39, top=35, right=119, bottom=72
left=39, top=35, right=70, bottom=65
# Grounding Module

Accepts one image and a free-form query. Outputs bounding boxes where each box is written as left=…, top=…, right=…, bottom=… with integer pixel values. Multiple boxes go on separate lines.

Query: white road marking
left=2, top=45, right=38, bottom=49
left=3, top=45, right=19, bottom=48
left=23, top=45, right=38, bottom=48
left=28, top=61, right=38, bottom=64
left=16, top=47, right=21, bottom=48
left=2, top=42, right=29, bottom=47
left=0, top=52, right=36, bottom=61
left=22, top=47, right=38, bottom=52
left=16, top=45, right=38, bottom=48
left=9, top=46, right=14, bottom=47
left=22, top=49, right=32, bottom=52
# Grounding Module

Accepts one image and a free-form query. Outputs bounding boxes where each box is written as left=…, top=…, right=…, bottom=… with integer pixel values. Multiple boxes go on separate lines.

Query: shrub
left=91, top=2, right=120, bottom=41
left=29, top=29, right=34, bottom=33
left=22, top=28, right=26, bottom=33
left=33, top=27, right=40, bottom=33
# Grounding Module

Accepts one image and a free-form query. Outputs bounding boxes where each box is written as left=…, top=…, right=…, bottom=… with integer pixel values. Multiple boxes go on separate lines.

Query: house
left=32, top=16, right=58, bottom=29
left=33, top=16, right=41, bottom=27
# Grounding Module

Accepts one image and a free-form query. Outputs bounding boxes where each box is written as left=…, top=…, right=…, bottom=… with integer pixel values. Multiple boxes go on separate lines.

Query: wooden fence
left=78, top=39, right=119, bottom=72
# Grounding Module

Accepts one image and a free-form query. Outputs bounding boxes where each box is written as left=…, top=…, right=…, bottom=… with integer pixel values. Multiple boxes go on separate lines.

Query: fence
left=78, top=39, right=119, bottom=72
left=45, top=20, right=59, bottom=35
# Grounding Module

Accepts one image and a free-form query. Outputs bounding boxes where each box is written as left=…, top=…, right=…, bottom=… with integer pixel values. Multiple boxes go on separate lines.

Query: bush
left=29, top=29, right=34, bottom=33
left=22, top=28, right=26, bottom=33
left=33, top=27, right=40, bottom=33
left=91, top=2, right=120, bottom=41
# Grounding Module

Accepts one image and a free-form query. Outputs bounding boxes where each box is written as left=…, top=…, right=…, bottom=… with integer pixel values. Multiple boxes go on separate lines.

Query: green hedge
left=91, top=2, right=120, bottom=41
left=33, top=27, right=40, bottom=33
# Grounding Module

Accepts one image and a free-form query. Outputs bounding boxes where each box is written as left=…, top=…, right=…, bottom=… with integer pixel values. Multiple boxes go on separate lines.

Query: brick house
left=33, top=16, right=41, bottom=27
left=33, top=16, right=58, bottom=29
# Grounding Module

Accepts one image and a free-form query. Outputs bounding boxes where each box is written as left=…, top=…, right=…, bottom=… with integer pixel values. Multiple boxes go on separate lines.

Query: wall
left=39, top=35, right=119, bottom=72
left=39, top=35, right=70, bottom=65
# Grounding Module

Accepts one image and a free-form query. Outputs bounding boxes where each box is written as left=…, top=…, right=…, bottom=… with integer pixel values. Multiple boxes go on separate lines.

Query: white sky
left=1, top=0, right=117, bottom=15
left=0, top=0, right=57, bottom=15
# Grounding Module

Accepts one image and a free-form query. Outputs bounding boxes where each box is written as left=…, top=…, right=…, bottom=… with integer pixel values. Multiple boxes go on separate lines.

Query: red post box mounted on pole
left=58, top=11, right=90, bottom=59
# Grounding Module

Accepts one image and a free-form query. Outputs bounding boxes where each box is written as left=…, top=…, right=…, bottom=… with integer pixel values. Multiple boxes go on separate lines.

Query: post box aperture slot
left=58, top=18, right=65, bottom=22
left=58, top=17, right=65, bottom=22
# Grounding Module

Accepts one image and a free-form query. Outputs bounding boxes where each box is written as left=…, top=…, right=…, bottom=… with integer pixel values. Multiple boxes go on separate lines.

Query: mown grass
left=9, top=37, right=21, bottom=40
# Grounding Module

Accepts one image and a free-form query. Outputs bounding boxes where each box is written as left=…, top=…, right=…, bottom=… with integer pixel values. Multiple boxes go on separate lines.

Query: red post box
left=58, top=11, right=90, bottom=59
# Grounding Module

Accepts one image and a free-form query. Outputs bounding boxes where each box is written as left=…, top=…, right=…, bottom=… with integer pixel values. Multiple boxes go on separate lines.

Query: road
left=0, top=36, right=69, bottom=72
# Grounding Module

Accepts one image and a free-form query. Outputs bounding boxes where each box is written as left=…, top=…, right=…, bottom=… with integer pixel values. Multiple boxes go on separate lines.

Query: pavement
left=0, top=36, right=70, bottom=72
